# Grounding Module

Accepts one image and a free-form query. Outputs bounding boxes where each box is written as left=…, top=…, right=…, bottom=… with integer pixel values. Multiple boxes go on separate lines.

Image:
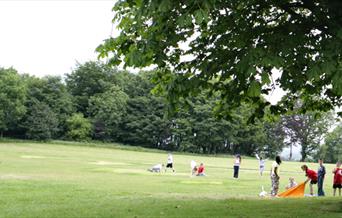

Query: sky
left=0, top=0, right=301, bottom=158
left=0, top=0, right=286, bottom=102
left=0, top=0, right=115, bottom=77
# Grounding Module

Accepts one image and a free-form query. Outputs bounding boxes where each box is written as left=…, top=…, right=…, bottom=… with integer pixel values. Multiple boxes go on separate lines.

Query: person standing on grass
left=256, top=154, right=267, bottom=176
left=301, top=165, right=318, bottom=196
left=270, top=155, right=281, bottom=197
left=165, top=153, right=175, bottom=172
left=332, top=161, right=342, bottom=197
left=317, top=158, right=326, bottom=196
left=233, top=154, right=241, bottom=178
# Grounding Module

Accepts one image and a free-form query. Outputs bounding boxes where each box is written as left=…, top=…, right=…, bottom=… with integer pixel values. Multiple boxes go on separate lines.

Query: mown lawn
left=0, top=141, right=341, bottom=218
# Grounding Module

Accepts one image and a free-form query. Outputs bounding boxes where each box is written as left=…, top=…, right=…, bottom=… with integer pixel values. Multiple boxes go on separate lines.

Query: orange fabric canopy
left=278, top=182, right=306, bottom=198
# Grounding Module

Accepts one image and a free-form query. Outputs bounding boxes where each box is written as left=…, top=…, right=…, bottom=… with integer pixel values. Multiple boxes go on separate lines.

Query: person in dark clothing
left=233, top=154, right=241, bottom=178
left=317, top=158, right=326, bottom=196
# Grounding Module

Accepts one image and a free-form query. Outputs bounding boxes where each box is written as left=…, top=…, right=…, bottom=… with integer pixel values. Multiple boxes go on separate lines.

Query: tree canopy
left=0, top=68, right=26, bottom=136
left=280, top=111, right=333, bottom=161
left=0, top=63, right=338, bottom=160
left=97, top=0, right=342, bottom=117
left=321, top=124, right=342, bottom=163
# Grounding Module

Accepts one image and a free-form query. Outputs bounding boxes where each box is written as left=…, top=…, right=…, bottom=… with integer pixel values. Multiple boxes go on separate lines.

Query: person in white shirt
left=256, top=154, right=268, bottom=176
left=165, top=153, right=175, bottom=172
left=190, top=160, right=197, bottom=176
left=270, top=155, right=282, bottom=196
left=148, top=163, right=163, bottom=173
left=233, top=154, right=241, bottom=178
left=286, top=177, right=298, bottom=190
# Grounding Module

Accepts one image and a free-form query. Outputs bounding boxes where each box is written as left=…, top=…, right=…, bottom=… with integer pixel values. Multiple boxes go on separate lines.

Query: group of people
left=148, top=153, right=206, bottom=176
left=300, top=160, right=342, bottom=197
left=190, top=160, right=205, bottom=176
left=270, top=156, right=342, bottom=197
left=231, top=154, right=266, bottom=178
left=233, top=154, right=342, bottom=197
left=232, top=154, right=267, bottom=178
left=148, top=153, right=175, bottom=173
left=148, top=153, right=342, bottom=197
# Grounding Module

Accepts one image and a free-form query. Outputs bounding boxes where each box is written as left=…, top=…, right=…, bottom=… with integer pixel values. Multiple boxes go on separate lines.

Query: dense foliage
left=97, top=0, right=342, bottom=119
left=321, top=124, right=342, bottom=163
left=0, top=63, right=339, bottom=160
left=0, top=68, right=26, bottom=137
left=280, top=111, right=333, bottom=161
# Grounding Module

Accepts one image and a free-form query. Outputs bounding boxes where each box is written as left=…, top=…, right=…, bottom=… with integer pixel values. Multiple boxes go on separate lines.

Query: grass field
left=0, top=141, right=341, bottom=218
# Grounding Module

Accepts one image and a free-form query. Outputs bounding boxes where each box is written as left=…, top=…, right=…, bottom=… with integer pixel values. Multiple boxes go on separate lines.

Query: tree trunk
left=301, top=145, right=307, bottom=162
left=202, top=146, right=207, bottom=154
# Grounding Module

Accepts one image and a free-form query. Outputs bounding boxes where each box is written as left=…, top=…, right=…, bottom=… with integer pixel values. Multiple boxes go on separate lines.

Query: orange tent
left=278, top=182, right=306, bottom=198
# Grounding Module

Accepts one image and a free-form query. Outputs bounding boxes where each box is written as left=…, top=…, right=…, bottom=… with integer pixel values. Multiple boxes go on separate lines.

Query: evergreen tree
left=24, top=101, right=59, bottom=140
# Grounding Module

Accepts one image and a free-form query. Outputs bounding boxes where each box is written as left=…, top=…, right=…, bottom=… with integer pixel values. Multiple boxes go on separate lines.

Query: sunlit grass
left=0, top=141, right=341, bottom=218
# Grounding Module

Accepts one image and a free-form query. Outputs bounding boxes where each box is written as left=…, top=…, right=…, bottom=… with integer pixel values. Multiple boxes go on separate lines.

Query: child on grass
left=301, top=165, right=318, bottom=196
left=233, top=154, right=241, bottom=178
left=165, top=153, right=175, bottom=172
left=196, top=163, right=206, bottom=176
left=190, top=160, right=197, bottom=176
left=286, top=177, right=298, bottom=190
left=270, top=155, right=281, bottom=196
left=332, top=161, right=342, bottom=197
left=317, top=158, right=326, bottom=196
left=256, top=154, right=267, bottom=176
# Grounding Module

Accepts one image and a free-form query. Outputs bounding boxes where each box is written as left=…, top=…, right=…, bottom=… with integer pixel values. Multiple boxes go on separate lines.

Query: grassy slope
left=0, top=142, right=341, bottom=218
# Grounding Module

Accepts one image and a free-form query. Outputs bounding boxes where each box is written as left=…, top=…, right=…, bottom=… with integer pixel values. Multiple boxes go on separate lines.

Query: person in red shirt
left=301, top=165, right=318, bottom=196
left=196, top=163, right=206, bottom=176
left=332, top=161, right=342, bottom=197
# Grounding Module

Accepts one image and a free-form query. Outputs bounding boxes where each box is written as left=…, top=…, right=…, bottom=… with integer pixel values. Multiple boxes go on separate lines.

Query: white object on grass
left=259, top=186, right=267, bottom=197
left=149, top=163, right=162, bottom=172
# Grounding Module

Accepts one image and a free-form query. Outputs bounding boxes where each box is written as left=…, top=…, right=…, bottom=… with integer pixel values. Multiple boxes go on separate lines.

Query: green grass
left=0, top=141, right=341, bottom=218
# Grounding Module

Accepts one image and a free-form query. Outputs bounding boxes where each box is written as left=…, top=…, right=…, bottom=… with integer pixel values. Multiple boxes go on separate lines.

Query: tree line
left=0, top=62, right=341, bottom=162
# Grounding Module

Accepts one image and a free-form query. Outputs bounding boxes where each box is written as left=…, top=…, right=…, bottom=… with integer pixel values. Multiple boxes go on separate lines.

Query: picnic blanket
left=278, top=182, right=306, bottom=198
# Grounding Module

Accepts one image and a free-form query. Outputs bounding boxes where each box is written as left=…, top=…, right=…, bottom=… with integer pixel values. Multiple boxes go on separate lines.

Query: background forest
left=1, top=62, right=341, bottom=162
